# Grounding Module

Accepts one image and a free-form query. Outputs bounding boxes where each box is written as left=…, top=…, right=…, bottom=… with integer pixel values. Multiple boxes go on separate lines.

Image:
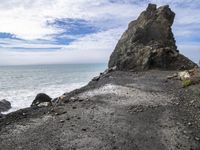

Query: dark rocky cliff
left=109, top=4, right=197, bottom=71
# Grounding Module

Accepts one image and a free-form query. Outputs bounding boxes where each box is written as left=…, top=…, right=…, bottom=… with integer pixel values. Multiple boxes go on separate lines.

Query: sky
left=0, top=0, right=199, bottom=65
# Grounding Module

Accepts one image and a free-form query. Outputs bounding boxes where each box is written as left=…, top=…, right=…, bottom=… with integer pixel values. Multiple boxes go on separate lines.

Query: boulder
left=92, top=76, right=100, bottom=81
left=0, top=99, right=11, bottom=112
left=178, top=71, right=190, bottom=81
left=108, top=4, right=197, bottom=71
left=31, top=93, right=52, bottom=107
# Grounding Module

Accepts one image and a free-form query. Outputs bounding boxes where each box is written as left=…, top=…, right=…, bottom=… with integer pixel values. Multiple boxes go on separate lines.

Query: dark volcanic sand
left=0, top=70, right=200, bottom=150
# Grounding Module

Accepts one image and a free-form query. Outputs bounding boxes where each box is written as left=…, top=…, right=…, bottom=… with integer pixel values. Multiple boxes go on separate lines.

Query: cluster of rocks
left=1, top=93, right=54, bottom=117
left=30, top=93, right=81, bottom=107
left=108, top=4, right=197, bottom=71
left=167, top=67, right=200, bottom=87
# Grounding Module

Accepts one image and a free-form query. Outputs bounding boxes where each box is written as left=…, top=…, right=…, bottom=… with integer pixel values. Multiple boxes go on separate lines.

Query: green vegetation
left=182, top=79, right=192, bottom=88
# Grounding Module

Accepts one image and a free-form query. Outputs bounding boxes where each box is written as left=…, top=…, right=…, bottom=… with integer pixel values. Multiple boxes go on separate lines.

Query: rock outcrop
left=109, top=4, right=197, bottom=71
left=0, top=99, right=11, bottom=112
left=31, top=93, right=52, bottom=107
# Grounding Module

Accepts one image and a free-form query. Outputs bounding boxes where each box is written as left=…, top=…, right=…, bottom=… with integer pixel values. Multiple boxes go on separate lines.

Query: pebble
left=195, top=137, right=200, bottom=141
left=72, top=106, right=77, bottom=109
left=175, top=102, right=179, bottom=105
left=62, top=111, right=67, bottom=114
left=164, top=79, right=168, bottom=83
left=56, top=111, right=67, bottom=116
left=78, top=99, right=84, bottom=102
left=60, top=120, right=65, bottom=123
left=92, top=76, right=100, bottom=81
left=185, top=136, right=190, bottom=139
left=183, top=130, right=187, bottom=134
left=70, top=97, right=77, bottom=102
left=110, top=112, right=114, bottom=116
left=64, top=99, right=70, bottom=103
left=81, top=128, right=87, bottom=131
left=138, top=109, right=143, bottom=112
left=190, top=100, right=195, bottom=104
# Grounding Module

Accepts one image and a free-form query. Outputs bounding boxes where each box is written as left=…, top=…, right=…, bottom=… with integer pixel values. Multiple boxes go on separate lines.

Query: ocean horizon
left=0, top=63, right=107, bottom=113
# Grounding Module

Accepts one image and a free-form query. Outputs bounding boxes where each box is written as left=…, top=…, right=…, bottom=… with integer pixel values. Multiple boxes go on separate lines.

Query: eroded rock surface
left=109, top=4, right=197, bottom=71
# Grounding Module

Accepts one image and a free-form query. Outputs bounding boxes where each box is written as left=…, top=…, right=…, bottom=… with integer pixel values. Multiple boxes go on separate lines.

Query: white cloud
left=0, top=28, right=123, bottom=65
left=0, top=0, right=199, bottom=40
left=0, top=38, right=63, bottom=49
left=0, top=0, right=199, bottom=65
left=0, top=0, right=143, bottom=40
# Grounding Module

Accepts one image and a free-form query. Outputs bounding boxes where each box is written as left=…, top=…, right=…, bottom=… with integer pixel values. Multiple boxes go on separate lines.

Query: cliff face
left=109, top=4, right=197, bottom=71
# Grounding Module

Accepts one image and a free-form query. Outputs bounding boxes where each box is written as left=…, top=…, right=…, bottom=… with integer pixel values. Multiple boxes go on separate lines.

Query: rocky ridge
left=109, top=4, right=197, bottom=71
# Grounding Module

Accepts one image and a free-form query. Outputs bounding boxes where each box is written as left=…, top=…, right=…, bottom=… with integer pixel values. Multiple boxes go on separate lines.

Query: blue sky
left=0, top=0, right=199, bottom=65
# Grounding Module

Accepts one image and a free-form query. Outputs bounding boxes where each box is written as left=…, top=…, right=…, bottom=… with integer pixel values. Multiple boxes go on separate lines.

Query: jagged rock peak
left=108, top=4, right=197, bottom=71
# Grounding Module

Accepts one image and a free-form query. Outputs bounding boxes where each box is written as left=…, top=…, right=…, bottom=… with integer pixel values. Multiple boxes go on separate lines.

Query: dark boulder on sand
left=108, top=4, right=197, bottom=71
left=31, top=93, right=52, bottom=107
left=0, top=99, right=11, bottom=112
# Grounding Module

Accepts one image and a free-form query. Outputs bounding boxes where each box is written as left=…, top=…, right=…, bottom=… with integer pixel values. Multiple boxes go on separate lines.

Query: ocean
left=0, top=64, right=107, bottom=113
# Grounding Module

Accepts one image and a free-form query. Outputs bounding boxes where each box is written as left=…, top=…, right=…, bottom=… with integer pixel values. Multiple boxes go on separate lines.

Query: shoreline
left=0, top=63, right=107, bottom=113
left=1, top=82, right=87, bottom=114
left=1, top=3, right=200, bottom=150
left=0, top=70, right=200, bottom=149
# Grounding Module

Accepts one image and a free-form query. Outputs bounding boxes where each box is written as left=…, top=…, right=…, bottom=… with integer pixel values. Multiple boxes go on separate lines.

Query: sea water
left=0, top=64, right=107, bottom=113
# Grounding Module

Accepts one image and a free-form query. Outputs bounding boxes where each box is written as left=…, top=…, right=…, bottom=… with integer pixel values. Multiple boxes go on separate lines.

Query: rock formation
left=0, top=99, right=11, bottom=112
left=109, top=4, right=197, bottom=71
left=31, top=93, right=52, bottom=107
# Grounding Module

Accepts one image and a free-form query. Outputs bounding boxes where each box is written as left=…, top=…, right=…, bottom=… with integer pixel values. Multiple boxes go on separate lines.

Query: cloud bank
left=0, top=0, right=199, bottom=65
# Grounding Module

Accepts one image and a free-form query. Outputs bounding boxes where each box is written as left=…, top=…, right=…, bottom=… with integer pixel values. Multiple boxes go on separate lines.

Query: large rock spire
left=108, top=4, right=197, bottom=71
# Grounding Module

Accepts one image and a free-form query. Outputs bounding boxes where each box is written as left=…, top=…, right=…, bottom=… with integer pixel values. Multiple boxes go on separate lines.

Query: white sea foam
left=0, top=64, right=106, bottom=113
left=1, top=82, right=86, bottom=114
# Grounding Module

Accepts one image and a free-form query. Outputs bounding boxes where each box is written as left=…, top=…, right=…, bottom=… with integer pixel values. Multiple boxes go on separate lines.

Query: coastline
left=0, top=3, right=200, bottom=150
left=0, top=70, right=200, bottom=149
left=0, top=63, right=107, bottom=113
